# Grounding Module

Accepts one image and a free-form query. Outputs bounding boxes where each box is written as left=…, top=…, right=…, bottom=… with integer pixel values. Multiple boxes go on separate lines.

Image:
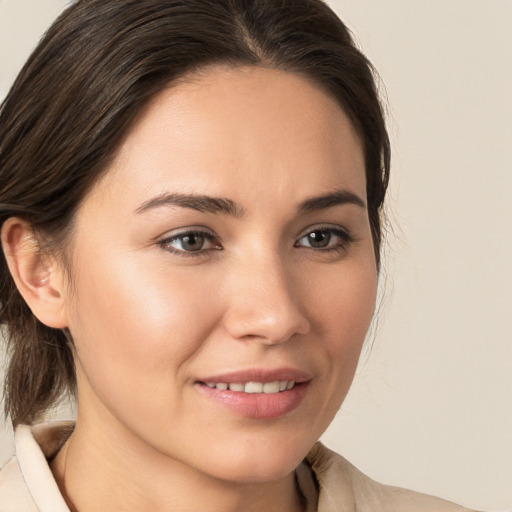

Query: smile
left=197, top=371, right=310, bottom=419
left=204, top=381, right=296, bottom=393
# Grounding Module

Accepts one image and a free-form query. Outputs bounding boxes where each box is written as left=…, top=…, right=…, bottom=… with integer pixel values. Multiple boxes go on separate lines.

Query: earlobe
left=1, top=218, right=69, bottom=329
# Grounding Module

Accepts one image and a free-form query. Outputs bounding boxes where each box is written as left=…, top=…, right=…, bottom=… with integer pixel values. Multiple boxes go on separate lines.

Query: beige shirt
left=0, top=421, right=478, bottom=512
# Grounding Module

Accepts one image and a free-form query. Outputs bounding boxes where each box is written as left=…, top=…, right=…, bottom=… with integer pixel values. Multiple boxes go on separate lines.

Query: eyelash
left=157, top=229, right=221, bottom=258
left=157, top=226, right=354, bottom=258
left=294, top=226, right=354, bottom=253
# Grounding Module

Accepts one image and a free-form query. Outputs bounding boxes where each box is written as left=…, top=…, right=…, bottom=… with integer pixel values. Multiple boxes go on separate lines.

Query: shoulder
left=307, top=442, right=479, bottom=512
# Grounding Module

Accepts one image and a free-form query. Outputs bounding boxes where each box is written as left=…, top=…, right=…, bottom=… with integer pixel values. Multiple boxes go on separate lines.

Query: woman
left=0, top=0, right=479, bottom=510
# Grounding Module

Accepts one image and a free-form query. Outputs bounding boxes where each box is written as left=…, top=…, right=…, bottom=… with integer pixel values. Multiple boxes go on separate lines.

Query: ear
left=1, top=218, right=69, bottom=329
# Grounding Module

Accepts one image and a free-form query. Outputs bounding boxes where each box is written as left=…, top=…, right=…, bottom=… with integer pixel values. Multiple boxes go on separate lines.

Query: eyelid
left=296, top=223, right=353, bottom=240
left=158, top=225, right=217, bottom=240
left=294, top=224, right=354, bottom=249
left=157, top=226, right=222, bottom=257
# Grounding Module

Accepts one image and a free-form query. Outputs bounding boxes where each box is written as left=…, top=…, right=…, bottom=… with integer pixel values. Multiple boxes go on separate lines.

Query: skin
left=6, top=66, right=378, bottom=511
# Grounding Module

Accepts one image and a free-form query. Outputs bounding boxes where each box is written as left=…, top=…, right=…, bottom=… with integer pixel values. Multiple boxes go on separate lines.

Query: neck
left=50, top=414, right=307, bottom=512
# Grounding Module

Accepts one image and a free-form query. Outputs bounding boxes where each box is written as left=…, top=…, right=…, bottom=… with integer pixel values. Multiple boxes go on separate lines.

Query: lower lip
left=197, top=382, right=309, bottom=419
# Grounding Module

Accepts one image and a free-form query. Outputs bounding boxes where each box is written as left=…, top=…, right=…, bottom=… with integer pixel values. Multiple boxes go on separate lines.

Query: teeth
left=263, top=381, right=280, bottom=394
left=245, top=382, right=263, bottom=393
left=206, top=380, right=296, bottom=393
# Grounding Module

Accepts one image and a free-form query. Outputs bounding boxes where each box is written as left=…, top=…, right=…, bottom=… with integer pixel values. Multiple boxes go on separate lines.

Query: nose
left=222, top=255, right=310, bottom=345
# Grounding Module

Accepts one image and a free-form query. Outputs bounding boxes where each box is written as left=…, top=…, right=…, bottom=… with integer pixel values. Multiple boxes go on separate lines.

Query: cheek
left=67, top=253, right=223, bottom=414
left=311, top=258, right=377, bottom=346
left=309, top=258, right=377, bottom=394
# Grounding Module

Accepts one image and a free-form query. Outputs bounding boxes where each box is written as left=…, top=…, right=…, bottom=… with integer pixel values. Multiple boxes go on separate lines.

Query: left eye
left=159, top=231, right=220, bottom=255
left=295, top=227, right=352, bottom=250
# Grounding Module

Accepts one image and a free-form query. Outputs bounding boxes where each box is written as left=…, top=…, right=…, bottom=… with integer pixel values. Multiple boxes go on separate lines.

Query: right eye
left=158, top=230, right=222, bottom=257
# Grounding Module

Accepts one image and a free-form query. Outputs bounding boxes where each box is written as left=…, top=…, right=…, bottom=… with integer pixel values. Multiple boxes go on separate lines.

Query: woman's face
left=63, top=66, right=377, bottom=482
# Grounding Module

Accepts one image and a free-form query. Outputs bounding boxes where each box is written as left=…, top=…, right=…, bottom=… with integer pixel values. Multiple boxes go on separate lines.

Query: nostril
left=224, top=309, right=310, bottom=345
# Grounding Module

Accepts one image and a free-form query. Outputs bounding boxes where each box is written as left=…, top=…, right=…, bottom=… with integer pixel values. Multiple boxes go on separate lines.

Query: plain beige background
left=1, top=0, right=511, bottom=510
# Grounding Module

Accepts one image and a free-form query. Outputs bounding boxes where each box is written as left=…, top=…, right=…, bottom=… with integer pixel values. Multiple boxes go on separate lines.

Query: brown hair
left=0, top=0, right=390, bottom=426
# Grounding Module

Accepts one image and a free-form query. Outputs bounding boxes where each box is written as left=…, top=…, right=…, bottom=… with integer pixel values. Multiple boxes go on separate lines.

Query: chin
left=211, top=458, right=302, bottom=484
left=194, top=431, right=315, bottom=484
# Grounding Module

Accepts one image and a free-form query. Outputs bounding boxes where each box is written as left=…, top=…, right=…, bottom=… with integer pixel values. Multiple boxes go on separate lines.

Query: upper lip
left=197, top=368, right=312, bottom=384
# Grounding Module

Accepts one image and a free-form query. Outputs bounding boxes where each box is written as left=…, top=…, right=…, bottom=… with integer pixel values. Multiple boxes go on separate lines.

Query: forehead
left=87, top=65, right=366, bottom=212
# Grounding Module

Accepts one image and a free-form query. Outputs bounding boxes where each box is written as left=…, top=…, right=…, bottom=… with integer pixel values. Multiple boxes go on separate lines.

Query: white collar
left=15, top=421, right=72, bottom=512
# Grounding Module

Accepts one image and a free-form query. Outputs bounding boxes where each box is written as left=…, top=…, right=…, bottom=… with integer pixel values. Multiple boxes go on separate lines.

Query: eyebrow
left=298, top=189, right=366, bottom=213
left=135, top=193, right=244, bottom=217
left=135, top=188, right=365, bottom=217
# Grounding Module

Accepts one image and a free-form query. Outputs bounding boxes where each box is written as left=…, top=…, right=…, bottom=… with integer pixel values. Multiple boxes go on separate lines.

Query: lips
left=196, top=368, right=311, bottom=419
